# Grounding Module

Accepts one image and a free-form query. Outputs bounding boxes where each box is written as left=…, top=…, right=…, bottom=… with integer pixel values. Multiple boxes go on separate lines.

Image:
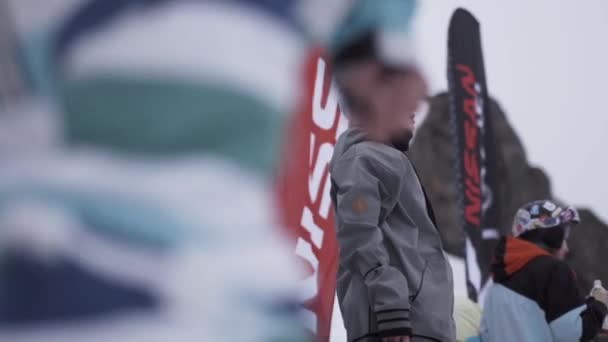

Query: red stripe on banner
left=276, top=48, right=347, bottom=341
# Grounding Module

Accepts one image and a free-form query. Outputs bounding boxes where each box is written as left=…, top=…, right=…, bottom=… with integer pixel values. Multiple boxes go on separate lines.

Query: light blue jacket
left=480, top=284, right=586, bottom=342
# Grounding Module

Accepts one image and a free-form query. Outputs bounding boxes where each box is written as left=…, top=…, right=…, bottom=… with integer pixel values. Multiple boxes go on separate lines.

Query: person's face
left=339, top=59, right=427, bottom=141
left=554, top=240, right=570, bottom=261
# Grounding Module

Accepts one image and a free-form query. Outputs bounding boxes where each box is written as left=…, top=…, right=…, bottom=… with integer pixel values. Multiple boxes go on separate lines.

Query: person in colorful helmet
left=480, top=200, right=608, bottom=342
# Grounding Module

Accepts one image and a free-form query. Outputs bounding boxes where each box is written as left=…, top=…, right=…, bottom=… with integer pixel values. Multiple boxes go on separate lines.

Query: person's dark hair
left=519, top=225, right=567, bottom=250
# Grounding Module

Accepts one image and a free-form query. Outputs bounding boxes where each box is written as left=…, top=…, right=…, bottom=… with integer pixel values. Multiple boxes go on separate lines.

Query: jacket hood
left=492, top=236, right=551, bottom=282
left=331, top=127, right=368, bottom=164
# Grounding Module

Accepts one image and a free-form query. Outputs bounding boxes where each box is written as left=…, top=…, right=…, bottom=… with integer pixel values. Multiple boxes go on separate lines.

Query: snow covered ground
left=329, top=255, right=466, bottom=341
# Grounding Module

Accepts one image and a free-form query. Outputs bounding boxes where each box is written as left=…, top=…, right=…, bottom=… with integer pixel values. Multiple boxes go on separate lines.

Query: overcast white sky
left=414, top=0, right=608, bottom=222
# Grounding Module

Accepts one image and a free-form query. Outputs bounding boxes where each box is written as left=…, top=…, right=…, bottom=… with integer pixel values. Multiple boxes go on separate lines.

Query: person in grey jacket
left=328, top=2, right=455, bottom=342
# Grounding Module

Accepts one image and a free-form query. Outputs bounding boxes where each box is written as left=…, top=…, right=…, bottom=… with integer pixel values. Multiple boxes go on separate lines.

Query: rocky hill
left=408, top=92, right=608, bottom=292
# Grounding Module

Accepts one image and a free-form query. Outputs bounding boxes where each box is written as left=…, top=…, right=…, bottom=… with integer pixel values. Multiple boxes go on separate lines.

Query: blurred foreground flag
left=0, top=0, right=309, bottom=341
left=52, top=0, right=305, bottom=171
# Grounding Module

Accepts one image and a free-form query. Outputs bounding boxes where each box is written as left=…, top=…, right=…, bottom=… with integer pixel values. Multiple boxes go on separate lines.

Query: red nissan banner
left=276, top=48, right=348, bottom=341
left=448, top=8, right=501, bottom=303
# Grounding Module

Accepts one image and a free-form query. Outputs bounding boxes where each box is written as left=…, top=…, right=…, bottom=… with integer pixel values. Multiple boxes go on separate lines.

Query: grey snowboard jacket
left=330, top=128, right=456, bottom=342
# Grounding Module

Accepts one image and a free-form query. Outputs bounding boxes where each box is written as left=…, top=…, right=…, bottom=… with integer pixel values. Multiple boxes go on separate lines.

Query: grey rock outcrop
left=409, top=92, right=608, bottom=291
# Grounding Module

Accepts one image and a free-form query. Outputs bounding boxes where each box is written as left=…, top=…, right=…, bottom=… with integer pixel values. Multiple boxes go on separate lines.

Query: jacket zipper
left=409, top=260, right=429, bottom=303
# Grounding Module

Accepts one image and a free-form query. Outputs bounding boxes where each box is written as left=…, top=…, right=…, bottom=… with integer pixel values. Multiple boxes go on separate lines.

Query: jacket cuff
left=376, top=308, right=411, bottom=336
left=377, top=327, right=412, bottom=338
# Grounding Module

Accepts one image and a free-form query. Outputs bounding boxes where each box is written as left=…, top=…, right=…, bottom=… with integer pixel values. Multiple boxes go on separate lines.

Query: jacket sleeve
left=580, top=298, right=608, bottom=341
left=332, top=153, right=411, bottom=337
left=545, top=262, right=607, bottom=342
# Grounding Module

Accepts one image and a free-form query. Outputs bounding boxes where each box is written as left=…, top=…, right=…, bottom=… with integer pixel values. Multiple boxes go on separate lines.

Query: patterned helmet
left=512, top=200, right=580, bottom=238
